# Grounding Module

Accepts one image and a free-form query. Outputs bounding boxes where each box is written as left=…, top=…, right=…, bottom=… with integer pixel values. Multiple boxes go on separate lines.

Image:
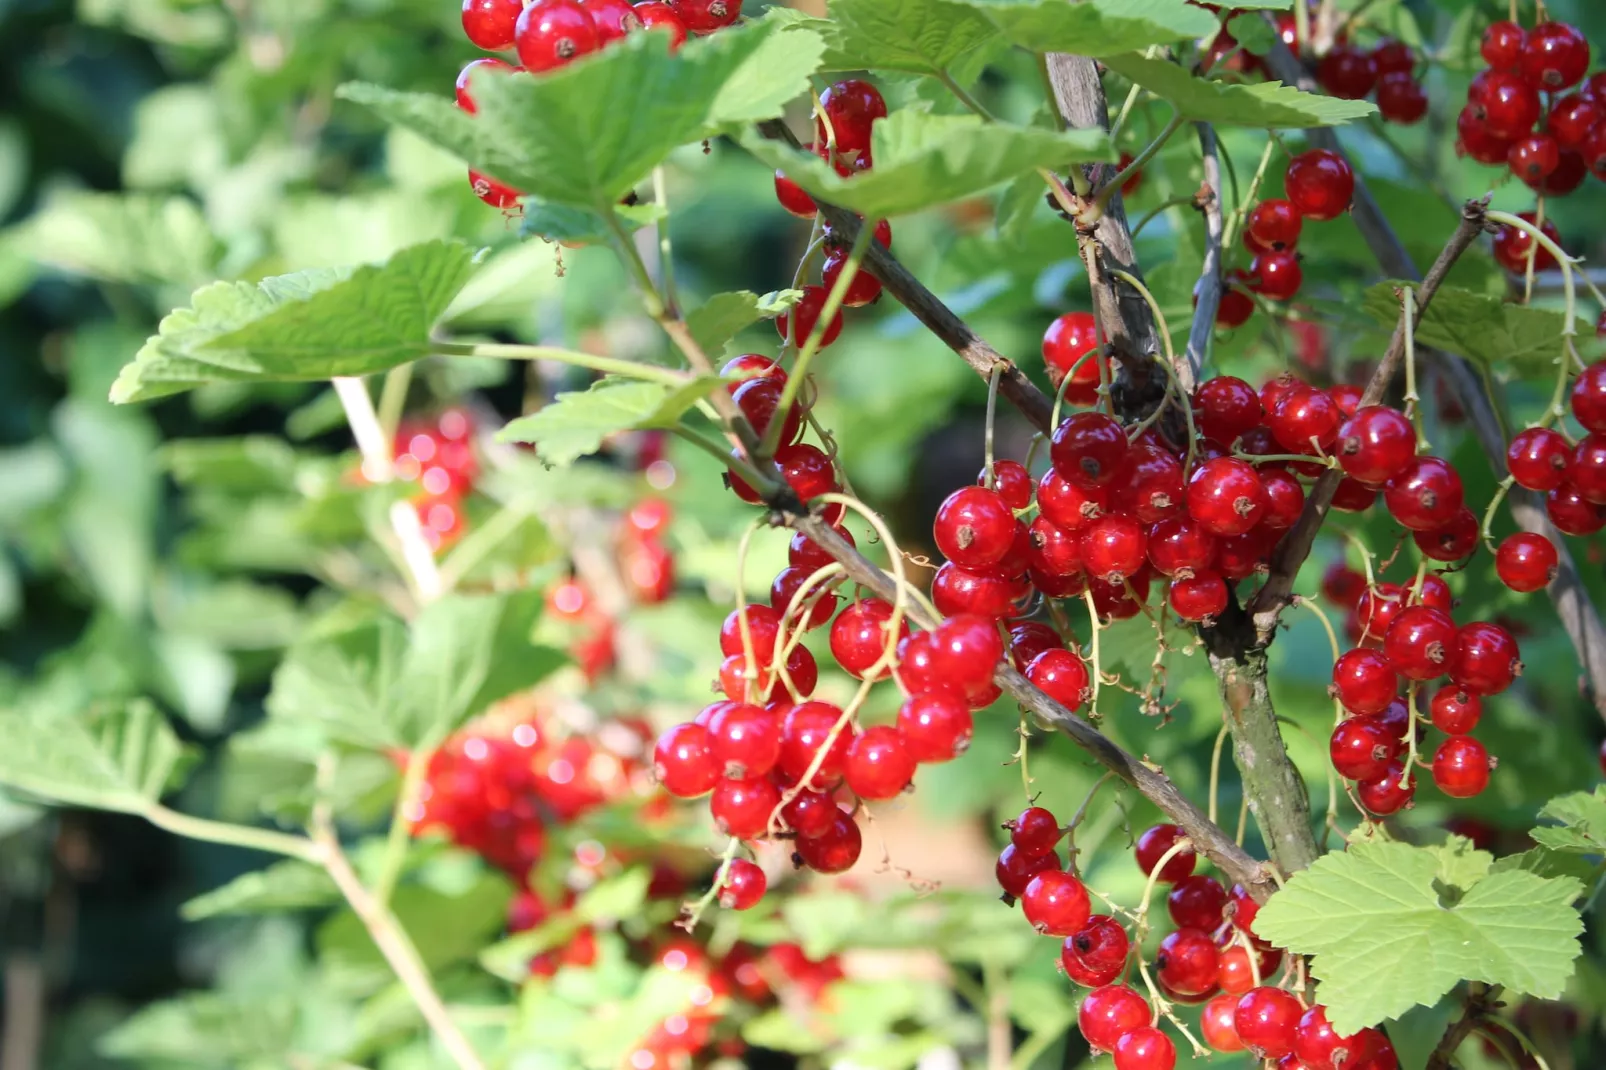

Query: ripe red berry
left=1079, top=985, right=1151, bottom=1053
left=1451, top=621, right=1522, bottom=695
left=1214, top=281, right=1256, bottom=328
left=1573, top=361, right=1606, bottom=432
left=1376, top=72, right=1428, bottom=124
left=930, top=562, right=1026, bottom=620
left=1317, top=45, right=1378, bottom=99
left=996, top=842, right=1060, bottom=898
left=455, top=57, right=515, bottom=113
left=470, top=170, right=522, bottom=208
left=1384, top=457, right=1464, bottom=531
left=1234, top=987, right=1302, bottom=1059
left=515, top=0, right=601, bottom=71
left=718, top=858, right=767, bottom=910
left=1134, top=823, right=1195, bottom=883
left=770, top=564, right=836, bottom=629
left=1251, top=251, right=1303, bottom=302
left=1336, top=405, right=1415, bottom=485
left=1549, top=93, right=1601, bottom=150
left=732, top=378, right=802, bottom=447
left=1508, top=426, right=1573, bottom=490
left=1495, top=532, right=1558, bottom=592
left=1491, top=211, right=1561, bottom=274
left=1457, top=105, right=1514, bottom=163
left=668, top=0, right=741, bottom=34
left=1187, top=458, right=1267, bottom=536
left=710, top=775, right=781, bottom=839
left=1482, top=20, right=1525, bottom=70
left=1193, top=376, right=1264, bottom=444
left=1147, top=516, right=1218, bottom=578
left=1114, top=1026, right=1176, bottom=1070
left=789, top=525, right=854, bottom=572
left=1037, top=469, right=1108, bottom=532
left=776, top=285, right=844, bottom=348
left=830, top=598, right=906, bottom=680
left=1332, top=648, right=1398, bottom=715
left=1042, top=311, right=1103, bottom=392
left=1052, top=412, right=1130, bottom=489
left=1322, top=562, right=1367, bottom=609
left=934, top=486, right=1017, bottom=570
left=1168, top=571, right=1229, bottom=622
left=1477, top=71, right=1543, bottom=139
left=1246, top=200, right=1303, bottom=251
left=1062, top=915, right=1129, bottom=987
left=981, top=459, right=1034, bottom=511
left=1541, top=149, right=1589, bottom=194
left=1168, top=874, right=1228, bottom=931
left=774, top=171, right=816, bottom=217
left=654, top=722, right=721, bottom=797
left=708, top=703, right=781, bottom=779
left=1026, top=649, right=1091, bottom=712
left=780, top=789, right=837, bottom=838
left=1156, top=928, right=1221, bottom=998
left=719, top=605, right=782, bottom=664
left=816, top=78, right=886, bottom=157
left=1384, top=605, right=1457, bottom=680
left=463, top=0, right=524, bottom=50
left=1522, top=21, right=1590, bottom=90
left=1202, top=994, right=1245, bottom=1053
left=844, top=725, right=915, bottom=801
left=1022, top=870, right=1091, bottom=936
left=1430, top=685, right=1482, bottom=735
left=1357, top=760, right=1415, bottom=816
left=1115, top=443, right=1184, bottom=524
left=1329, top=715, right=1400, bottom=781
left=821, top=248, right=882, bottom=308
left=1509, top=133, right=1562, bottom=184
left=1079, top=513, right=1147, bottom=584
left=1008, top=806, right=1063, bottom=857
left=778, top=701, right=854, bottom=788
left=1269, top=386, right=1340, bottom=453
left=1353, top=583, right=1406, bottom=643
left=580, top=0, right=641, bottom=41
left=793, top=811, right=862, bottom=873
left=632, top=1, right=688, bottom=47
left=1414, top=507, right=1480, bottom=562
left=1295, top=1005, right=1387, bottom=1070
left=1433, top=736, right=1493, bottom=798
left=1548, top=481, right=1606, bottom=535
left=930, top=614, right=1006, bottom=699
left=1572, top=433, right=1606, bottom=503
left=896, top=691, right=972, bottom=762
left=1284, top=150, right=1354, bottom=221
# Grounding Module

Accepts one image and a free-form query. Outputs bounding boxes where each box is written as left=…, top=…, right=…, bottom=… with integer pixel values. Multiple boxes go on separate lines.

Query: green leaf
left=1254, top=840, right=1584, bottom=1034
left=1101, top=53, right=1378, bottom=127
left=495, top=376, right=726, bottom=466
left=111, top=240, right=478, bottom=404
left=180, top=859, right=338, bottom=920
left=743, top=111, right=1111, bottom=219
left=577, top=867, right=652, bottom=922
left=1532, top=785, right=1606, bottom=854
left=826, top=0, right=1000, bottom=75
left=686, top=289, right=804, bottom=356
left=267, top=590, right=564, bottom=750
left=1359, top=281, right=1580, bottom=373
left=519, top=200, right=666, bottom=244
left=1227, top=11, right=1277, bottom=54
left=0, top=699, right=193, bottom=815
left=339, top=18, right=821, bottom=208
left=970, top=0, right=1219, bottom=56
left=319, top=872, right=513, bottom=974
left=16, top=191, right=219, bottom=288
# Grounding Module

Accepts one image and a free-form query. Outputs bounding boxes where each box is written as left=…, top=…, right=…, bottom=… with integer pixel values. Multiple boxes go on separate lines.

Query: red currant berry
left=1482, top=20, right=1525, bottom=70
left=1329, top=715, right=1400, bottom=781
left=1413, top=507, right=1480, bottom=562
left=1383, top=605, right=1457, bottom=680
left=1113, top=1026, right=1176, bottom=1070
left=1376, top=72, right=1428, bottom=124
left=1433, top=736, right=1493, bottom=798
left=1477, top=71, right=1543, bottom=139
left=1357, top=760, right=1415, bottom=815
left=1284, top=149, right=1354, bottom=221
left=1042, top=311, right=1103, bottom=391
left=1541, top=148, right=1589, bottom=194
left=732, top=378, right=802, bottom=447
left=1336, top=406, right=1416, bottom=485
left=718, top=858, right=767, bottom=910
left=721, top=353, right=783, bottom=392
left=1217, top=943, right=1281, bottom=997
left=1331, top=477, right=1379, bottom=513
left=1509, top=133, right=1561, bottom=184
left=668, top=0, right=740, bottom=34
left=1147, top=516, right=1218, bottom=578
left=995, top=841, right=1060, bottom=898
left=1135, top=824, right=1195, bottom=883
left=1215, top=528, right=1274, bottom=582
left=793, top=811, right=862, bottom=873
left=930, top=614, right=1006, bottom=698
left=1573, top=361, right=1606, bottom=432
left=1008, top=622, right=1064, bottom=672
left=1332, top=648, right=1398, bottom=715
left=1549, top=94, right=1601, bottom=150
left=1168, top=874, right=1227, bottom=931
left=1026, top=649, right=1091, bottom=712
left=1079, top=985, right=1151, bottom=1053
left=1202, top=994, right=1245, bottom=1053
left=1353, top=583, right=1405, bottom=643
left=769, top=565, right=835, bottom=630
left=1494, top=531, right=1557, bottom=595
left=780, top=789, right=837, bottom=838
left=1038, top=469, right=1108, bottom=532
left=981, top=459, right=1034, bottom=510
left=1234, top=987, right=1302, bottom=1059
left=1022, top=870, right=1091, bottom=936
left=1451, top=621, right=1522, bottom=695
left=632, top=1, right=688, bottom=48
left=1522, top=21, right=1589, bottom=90
left=1009, top=806, right=1063, bottom=857
left=816, top=79, right=886, bottom=157
left=579, top=0, right=641, bottom=41
left=515, top=0, right=601, bottom=71
left=710, top=775, right=781, bottom=839
left=455, top=57, right=515, bottom=113
left=1246, top=201, right=1303, bottom=252
left=1507, top=426, right=1573, bottom=491
left=1384, top=457, right=1464, bottom=531
left=829, top=598, right=907, bottom=681
left=1193, top=376, right=1264, bottom=445
left=1492, top=211, right=1561, bottom=273
left=896, top=690, right=972, bottom=763
left=1251, top=250, right=1304, bottom=302
left=1294, top=1005, right=1380, bottom=1070
left=1156, top=928, right=1221, bottom=998
left=774, top=171, right=816, bottom=217
left=1457, top=105, right=1514, bottom=164
left=1051, top=412, right=1130, bottom=489
left=1572, top=432, right=1606, bottom=503
left=718, top=645, right=818, bottom=705
left=470, top=169, right=522, bottom=208
left=1269, top=386, right=1340, bottom=453
left=1214, top=282, right=1256, bottom=328
left=1114, top=443, right=1184, bottom=524
left=1026, top=516, right=1083, bottom=582
left=788, top=526, right=853, bottom=574
left=1079, top=513, right=1147, bottom=584
left=463, top=0, right=524, bottom=50
left=1168, top=571, right=1229, bottom=622
left=1186, top=458, right=1267, bottom=537
left=1430, top=685, right=1482, bottom=735
left=654, top=722, right=721, bottom=797
left=778, top=701, right=854, bottom=788
left=820, top=248, right=881, bottom=308
left=1062, top=915, right=1130, bottom=987
left=1549, top=481, right=1606, bottom=535
left=1322, top=562, right=1367, bottom=609
left=777, top=285, right=844, bottom=347
left=1317, top=44, right=1377, bottom=99
left=708, top=703, right=781, bottom=779
left=844, top=725, right=915, bottom=801
left=934, top=486, right=1017, bottom=570
left=931, top=563, right=1026, bottom=621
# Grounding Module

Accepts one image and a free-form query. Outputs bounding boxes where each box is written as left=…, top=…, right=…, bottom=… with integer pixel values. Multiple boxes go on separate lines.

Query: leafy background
left=2, top=0, right=1606, bottom=1067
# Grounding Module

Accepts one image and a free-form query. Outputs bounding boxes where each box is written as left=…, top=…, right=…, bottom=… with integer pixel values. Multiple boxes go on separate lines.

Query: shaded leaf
left=826, top=0, right=1000, bottom=75
left=686, top=289, right=804, bottom=356
left=971, top=0, right=1219, bottom=56
left=1360, top=281, right=1581, bottom=373
left=180, top=859, right=338, bottom=920
left=17, top=191, right=218, bottom=288
left=1532, top=785, right=1606, bottom=854
left=0, top=699, right=193, bottom=815
left=496, top=376, right=726, bottom=466
left=1102, top=53, right=1378, bottom=127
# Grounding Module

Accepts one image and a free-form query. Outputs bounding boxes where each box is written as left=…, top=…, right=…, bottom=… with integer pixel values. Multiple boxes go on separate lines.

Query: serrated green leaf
left=0, top=699, right=194, bottom=815
left=339, top=19, right=820, bottom=208
left=970, top=0, right=1219, bottom=56
left=519, top=200, right=666, bottom=244
left=180, top=859, right=338, bottom=920
left=826, top=0, right=1000, bottom=74
left=1255, top=841, right=1584, bottom=1034
left=1102, top=53, right=1378, bottom=127
left=1227, top=11, right=1276, bottom=54
left=495, top=376, right=725, bottom=466
left=686, top=289, right=804, bottom=356
left=111, top=240, right=478, bottom=404
left=17, top=191, right=219, bottom=288
left=1492, top=847, right=1601, bottom=885
left=1360, top=281, right=1581, bottom=373
left=743, top=110, right=1111, bottom=219
left=1532, top=785, right=1606, bottom=854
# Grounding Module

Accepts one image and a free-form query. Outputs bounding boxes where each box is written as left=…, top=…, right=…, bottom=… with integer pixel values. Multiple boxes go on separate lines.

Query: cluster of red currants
left=772, top=78, right=892, bottom=344
left=1503, top=359, right=1606, bottom=539
left=1315, top=36, right=1429, bottom=124
left=1460, top=18, right=1600, bottom=195
left=455, top=0, right=739, bottom=207
left=392, top=408, right=480, bottom=550
left=617, top=497, right=677, bottom=604
left=1214, top=149, right=1356, bottom=330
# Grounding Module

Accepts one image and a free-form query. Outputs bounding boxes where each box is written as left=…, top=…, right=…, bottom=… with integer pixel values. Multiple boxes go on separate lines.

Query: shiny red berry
left=1168, top=874, right=1227, bottom=931
left=1114, top=1026, right=1176, bottom=1070
left=1549, top=481, right=1606, bottom=535
left=829, top=598, right=906, bottom=680
left=708, top=703, right=781, bottom=779
left=821, top=248, right=882, bottom=308
left=668, top=0, right=741, bottom=34
left=1451, top=621, right=1522, bottom=695
left=1062, top=915, right=1130, bottom=987
left=1482, top=20, right=1525, bottom=71
left=1357, top=760, right=1415, bottom=816
left=1522, top=21, right=1590, bottom=90
left=793, top=811, right=862, bottom=873
left=1430, top=685, right=1482, bottom=735
left=1549, top=93, right=1601, bottom=149
left=1234, top=987, right=1302, bottom=1059
left=1572, top=433, right=1606, bottom=503
left=1492, top=211, right=1560, bottom=273
left=1284, top=150, right=1354, bottom=221
left=1079, top=985, right=1151, bottom=1053
left=1384, top=605, right=1457, bottom=680
left=1147, top=516, right=1218, bottom=578
left=1156, top=928, right=1220, bottom=998
left=469, top=170, right=522, bottom=209
left=455, top=57, right=515, bottom=113
left=778, top=701, right=854, bottom=788
left=1414, top=507, right=1480, bottom=562
left=1332, top=648, right=1398, bottom=715
left=1509, top=133, right=1561, bottom=184
left=1573, top=361, right=1606, bottom=432
left=1317, top=45, right=1377, bottom=99
left=816, top=79, right=886, bottom=157
left=1495, top=532, right=1558, bottom=592
left=463, top=0, right=524, bottom=49
left=1022, top=870, right=1091, bottom=936
left=1268, top=386, right=1340, bottom=452
left=1051, top=412, right=1130, bottom=489
left=1186, top=458, right=1267, bottom=536
left=1135, top=823, right=1195, bottom=882
left=1433, top=736, right=1493, bottom=798
left=1251, top=251, right=1303, bottom=302
left=1336, top=405, right=1414, bottom=485
left=1079, top=513, right=1147, bottom=584
left=1330, top=715, right=1400, bottom=780
left=896, top=690, right=972, bottom=762
left=1247, top=200, right=1303, bottom=251
left=981, top=459, right=1034, bottom=511
left=710, top=775, right=781, bottom=839
left=776, top=285, right=843, bottom=347
left=996, top=841, right=1060, bottom=898
left=1477, top=71, right=1542, bottom=139
left=935, top=486, right=1017, bottom=570
left=1376, top=72, right=1428, bottom=124
left=1026, top=649, right=1091, bottom=712
left=1193, top=376, right=1264, bottom=444
left=654, top=722, right=721, bottom=797
left=1384, top=457, right=1464, bottom=531
left=1508, top=426, right=1572, bottom=490
left=515, top=0, right=601, bottom=71
left=718, top=858, right=767, bottom=910
left=632, top=1, right=688, bottom=47
left=1202, top=994, right=1245, bottom=1053
left=844, top=725, right=915, bottom=801
left=1168, top=571, right=1229, bottom=622
left=774, top=171, right=816, bottom=217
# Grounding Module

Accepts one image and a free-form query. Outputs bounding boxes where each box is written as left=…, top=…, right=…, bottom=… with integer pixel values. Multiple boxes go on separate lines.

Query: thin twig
left=1425, top=984, right=1502, bottom=1070
left=1183, top=123, right=1223, bottom=390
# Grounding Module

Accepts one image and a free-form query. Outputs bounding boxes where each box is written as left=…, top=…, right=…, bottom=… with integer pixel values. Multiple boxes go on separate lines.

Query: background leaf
left=825, top=0, right=1000, bottom=75
left=496, top=376, right=726, bottom=466
left=1102, top=53, right=1379, bottom=127
left=0, top=699, right=193, bottom=815
left=1360, top=281, right=1581, bottom=373
left=686, top=289, right=804, bottom=356
left=969, top=0, right=1219, bottom=56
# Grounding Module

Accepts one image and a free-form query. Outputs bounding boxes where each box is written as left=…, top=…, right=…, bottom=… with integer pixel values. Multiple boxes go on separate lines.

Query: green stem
left=1131, top=196, right=1197, bottom=239
left=377, top=363, right=414, bottom=446
left=937, top=71, right=995, bottom=121
left=674, top=427, right=769, bottom=490
left=1037, top=53, right=1067, bottom=132
left=1094, top=114, right=1184, bottom=210
left=1221, top=136, right=1276, bottom=254
left=434, top=341, right=690, bottom=387
left=1107, top=79, right=1147, bottom=143
left=601, top=203, right=667, bottom=319
left=651, top=166, right=680, bottom=318
left=144, top=804, right=321, bottom=862
left=435, top=499, right=536, bottom=593
left=983, top=363, right=1002, bottom=490
left=372, top=737, right=442, bottom=907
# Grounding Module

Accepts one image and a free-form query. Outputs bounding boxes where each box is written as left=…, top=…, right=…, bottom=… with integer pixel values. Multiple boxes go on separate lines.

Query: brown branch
left=755, top=119, right=1056, bottom=434
left=1249, top=198, right=1490, bottom=637
left=1258, top=30, right=1606, bottom=719
left=1182, top=122, right=1223, bottom=392
left=787, top=512, right=1275, bottom=902
left=1424, top=984, right=1502, bottom=1070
